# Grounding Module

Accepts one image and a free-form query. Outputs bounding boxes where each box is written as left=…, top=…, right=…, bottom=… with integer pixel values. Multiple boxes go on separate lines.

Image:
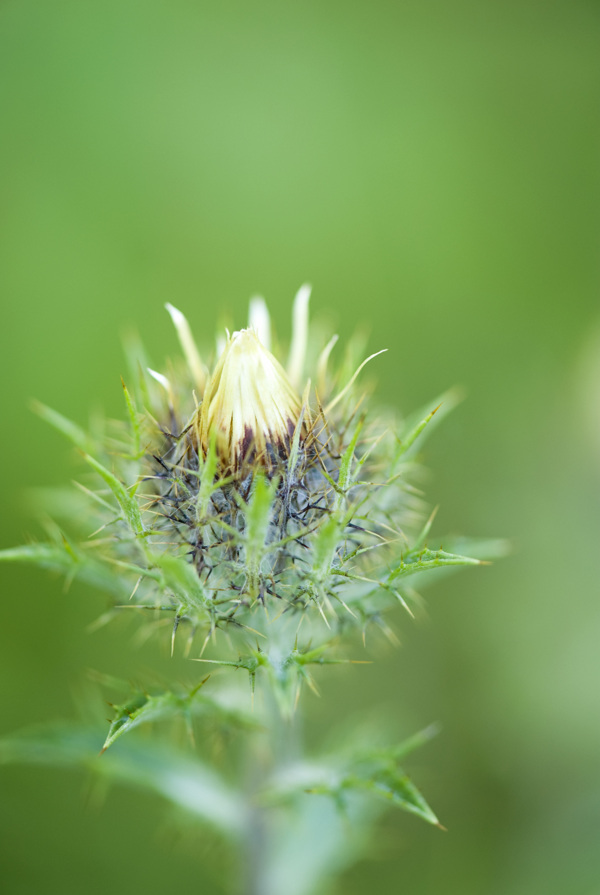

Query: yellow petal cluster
left=197, top=329, right=301, bottom=471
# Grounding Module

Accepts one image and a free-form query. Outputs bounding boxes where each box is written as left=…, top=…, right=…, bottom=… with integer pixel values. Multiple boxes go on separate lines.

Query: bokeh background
left=2, top=1, right=600, bottom=893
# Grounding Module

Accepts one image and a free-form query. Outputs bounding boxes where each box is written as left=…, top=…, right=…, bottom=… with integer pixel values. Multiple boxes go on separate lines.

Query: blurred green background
left=1, top=0, right=600, bottom=892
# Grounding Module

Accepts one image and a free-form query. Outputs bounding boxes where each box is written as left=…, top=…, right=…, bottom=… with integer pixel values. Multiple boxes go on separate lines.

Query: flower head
left=197, top=328, right=301, bottom=473
left=0, top=285, right=486, bottom=862
left=12, top=286, right=482, bottom=671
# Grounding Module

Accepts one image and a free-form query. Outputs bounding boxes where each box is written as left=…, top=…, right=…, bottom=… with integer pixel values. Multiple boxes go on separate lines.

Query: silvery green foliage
left=0, top=289, right=489, bottom=895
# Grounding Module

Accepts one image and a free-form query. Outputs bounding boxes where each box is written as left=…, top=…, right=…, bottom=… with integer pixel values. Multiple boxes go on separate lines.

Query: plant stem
left=242, top=686, right=302, bottom=895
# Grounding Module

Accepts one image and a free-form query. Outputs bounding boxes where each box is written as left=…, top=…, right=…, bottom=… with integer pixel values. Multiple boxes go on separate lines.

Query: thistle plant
left=0, top=287, right=491, bottom=895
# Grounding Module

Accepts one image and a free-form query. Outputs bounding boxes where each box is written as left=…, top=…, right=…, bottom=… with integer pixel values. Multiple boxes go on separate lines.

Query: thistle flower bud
left=197, top=329, right=301, bottom=472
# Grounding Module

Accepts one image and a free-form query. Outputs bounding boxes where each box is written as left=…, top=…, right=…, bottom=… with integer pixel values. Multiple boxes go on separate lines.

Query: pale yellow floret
left=198, top=329, right=301, bottom=470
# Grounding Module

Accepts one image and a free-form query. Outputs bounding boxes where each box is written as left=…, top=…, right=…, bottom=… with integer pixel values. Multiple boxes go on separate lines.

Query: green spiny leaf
left=0, top=723, right=245, bottom=836
left=311, top=516, right=341, bottom=582
left=32, top=401, right=96, bottom=454
left=388, top=547, right=481, bottom=582
left=83, top=453, right=145, bottom=538
left=101, top=683, right=256, bottom=753
left=344, top=765, right=440, bottom=826
left=120, top=377, right=143, bottom=459
left=150, top=552, right=209, bottom=612
left=241, top=474, right=278, bottom=599
left=0, top=542, right=129, bottom=598
left=266, top=749, right=441, bottom=828
left=395, top=388, right=462, bottom=460
left=337, top=421, right=363, bottom=495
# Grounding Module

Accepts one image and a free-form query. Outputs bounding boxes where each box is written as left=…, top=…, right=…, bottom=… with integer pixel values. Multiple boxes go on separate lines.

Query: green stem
left=242, top=688, right=302, bottom=895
